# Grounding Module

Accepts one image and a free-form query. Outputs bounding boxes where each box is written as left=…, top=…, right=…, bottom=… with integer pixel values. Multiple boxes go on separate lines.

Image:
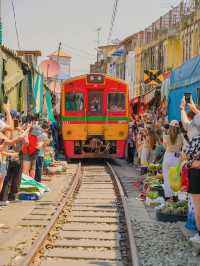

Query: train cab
left=61, top=74, right=129, bottom=159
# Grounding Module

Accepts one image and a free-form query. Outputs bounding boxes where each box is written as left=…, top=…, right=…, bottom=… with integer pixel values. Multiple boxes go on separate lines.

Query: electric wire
left=62, top=42, right=95, bottom=57
left=62, top=44, right=96, bottom=59
left=107, top=0, right=119, bottom=44
left=10, top=0, right=21, bottom=49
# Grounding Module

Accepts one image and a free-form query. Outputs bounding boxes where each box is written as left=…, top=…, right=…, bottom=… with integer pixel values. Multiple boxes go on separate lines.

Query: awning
left=144, top=89, right=155, bottom=104
left=112, top=48, right=125, bottom=57
left=4, top=58, right=24, bottom=93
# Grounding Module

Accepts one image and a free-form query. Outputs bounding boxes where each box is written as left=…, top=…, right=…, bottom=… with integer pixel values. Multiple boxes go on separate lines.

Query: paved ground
left=111, top=159, right=200, bottom=266
left=0, top=163, right=77, bottom=266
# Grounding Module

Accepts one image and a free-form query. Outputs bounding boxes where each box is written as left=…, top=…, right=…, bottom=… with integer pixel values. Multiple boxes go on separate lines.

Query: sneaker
left=190, top=233, right=200, bottom=243
left=9, top=199, right=20, bottom=203
left=0, top=201, right=9, bottom=206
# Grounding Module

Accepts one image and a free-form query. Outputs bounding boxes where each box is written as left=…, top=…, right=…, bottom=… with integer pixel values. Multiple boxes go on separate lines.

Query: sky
left=3, top=0, right=181, bottom=76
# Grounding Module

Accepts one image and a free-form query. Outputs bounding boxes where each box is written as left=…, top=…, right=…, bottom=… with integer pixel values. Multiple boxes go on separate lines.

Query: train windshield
left=65, top=92, right=84, bottom=112
left=108, top=93, right=125, bottom=112
left=88, top=91, right=102, bottom=114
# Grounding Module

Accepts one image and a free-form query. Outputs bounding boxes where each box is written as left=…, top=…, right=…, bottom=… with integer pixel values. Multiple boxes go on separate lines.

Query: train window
left=108, top=93, right=125, bottom=112
left=65, top=92, right=84, bottom=112
left=88, top=92, right=102, bottom=113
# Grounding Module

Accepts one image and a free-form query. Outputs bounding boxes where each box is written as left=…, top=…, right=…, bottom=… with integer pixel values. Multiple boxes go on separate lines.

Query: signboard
left=144, top=70, right=164, bottom=86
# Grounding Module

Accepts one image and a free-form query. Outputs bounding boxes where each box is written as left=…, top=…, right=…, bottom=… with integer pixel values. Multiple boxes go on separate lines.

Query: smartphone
left=184, top=93, right=192, bottom=104
left=14, top=119, right=19, bottom=128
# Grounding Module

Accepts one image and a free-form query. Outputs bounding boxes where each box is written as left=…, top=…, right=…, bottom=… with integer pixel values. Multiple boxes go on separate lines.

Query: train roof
left=61, top=74, right=128, bottom=86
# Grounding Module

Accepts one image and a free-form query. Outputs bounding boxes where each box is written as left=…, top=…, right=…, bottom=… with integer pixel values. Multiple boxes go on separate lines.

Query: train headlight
left=66, top=130, right=72, bottom=135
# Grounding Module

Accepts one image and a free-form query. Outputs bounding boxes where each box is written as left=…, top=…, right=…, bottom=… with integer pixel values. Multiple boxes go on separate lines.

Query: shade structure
left=39, top=59, right=60, bottom=78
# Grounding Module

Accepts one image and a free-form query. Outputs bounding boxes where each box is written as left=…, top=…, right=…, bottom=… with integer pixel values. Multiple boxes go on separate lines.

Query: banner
left=45, top=90, right=55, bottom=123
left=33, top=73, right=44, bottom=113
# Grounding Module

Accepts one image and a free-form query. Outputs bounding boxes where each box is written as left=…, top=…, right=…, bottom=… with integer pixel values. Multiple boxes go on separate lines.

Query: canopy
left=112, top=48, right=125, bottom=57
left=170, top=55, right=200, bottom=90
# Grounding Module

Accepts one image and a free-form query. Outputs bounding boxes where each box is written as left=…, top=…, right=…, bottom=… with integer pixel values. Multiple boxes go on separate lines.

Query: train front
left=61, top=74, right=129, bottom=159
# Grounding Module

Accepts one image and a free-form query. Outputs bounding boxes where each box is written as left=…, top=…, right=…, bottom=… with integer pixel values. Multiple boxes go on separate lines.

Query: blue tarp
left=168, top=56, right=200, bottom=121
left=112, top=48, right=125, bottom=57
left=170, top=55, right=200, bottom=90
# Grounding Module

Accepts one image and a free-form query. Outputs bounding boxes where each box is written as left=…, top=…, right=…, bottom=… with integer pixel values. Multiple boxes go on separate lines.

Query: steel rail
left=20, top=163, right=82, bottom=266
left=107, top=162, right=140, bottom=266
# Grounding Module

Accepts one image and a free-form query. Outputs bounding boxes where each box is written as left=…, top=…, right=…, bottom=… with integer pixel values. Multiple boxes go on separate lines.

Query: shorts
left=22, top=153, right=37, bottom=162
left=188, top=168, right=200, bottom=194
left=0, top=161, right=7, bottom=178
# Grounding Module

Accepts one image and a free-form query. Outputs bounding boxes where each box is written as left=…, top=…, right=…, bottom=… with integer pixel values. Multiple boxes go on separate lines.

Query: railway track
left=20, top=162, right=139, bottom=266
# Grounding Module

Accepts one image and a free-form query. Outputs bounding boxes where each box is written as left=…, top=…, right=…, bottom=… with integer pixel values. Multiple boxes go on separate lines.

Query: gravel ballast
left=112, top=159, right=200, bottom=266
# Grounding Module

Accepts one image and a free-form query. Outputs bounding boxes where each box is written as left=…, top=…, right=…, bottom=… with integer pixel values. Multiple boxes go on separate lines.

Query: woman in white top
left=162, top=120, right=183, bottom=199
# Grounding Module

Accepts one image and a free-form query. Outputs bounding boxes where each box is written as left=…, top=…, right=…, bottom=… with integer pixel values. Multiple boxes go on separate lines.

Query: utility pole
left=96, top=27, right=101, bottom=64
left=57, top=42, right=62, bottom=64
left=0, top=0, right=2, bottom=45
left=54, top=42, right=61, bottom=94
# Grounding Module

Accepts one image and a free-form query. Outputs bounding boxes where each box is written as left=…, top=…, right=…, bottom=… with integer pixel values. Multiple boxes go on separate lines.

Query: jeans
left=51, top=123, right=59, bottom=153
left=0, top=159, right=22, bottom=201
left=127, top=143, right=135, bottom=163
left=35, top=156, right=44, bottom=183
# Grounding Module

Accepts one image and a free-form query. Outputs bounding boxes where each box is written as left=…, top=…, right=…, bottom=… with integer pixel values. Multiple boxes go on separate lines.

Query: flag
left=45, top=91, right=55, bottom=123
left=33, top=73, right=44, bottom=113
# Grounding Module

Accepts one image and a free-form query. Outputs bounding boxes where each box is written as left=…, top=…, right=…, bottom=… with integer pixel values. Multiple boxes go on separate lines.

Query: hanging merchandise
left=33, top=73, right=44, bottom=114
left=45, top=90, right=56, bottom=123
left=17, top=80, right=23, bottom=112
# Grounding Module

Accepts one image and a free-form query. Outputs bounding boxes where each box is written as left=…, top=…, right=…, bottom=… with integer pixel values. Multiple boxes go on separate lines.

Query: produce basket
left=156, top=209, right=187, bottom=222
left=156, top=200, right=188, bottom=222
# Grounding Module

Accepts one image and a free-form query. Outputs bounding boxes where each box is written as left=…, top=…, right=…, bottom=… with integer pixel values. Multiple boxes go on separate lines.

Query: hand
left=0, top=144, right=5, bottom=152
left=11, top=152, right=19, bottom=160
left=191, top=160, right=200, bottom=169
left=180, top=152, right=187, bottom=161
left=188, top=97, right=197, bottom=113
left=180, top=97, right=186, bottom=110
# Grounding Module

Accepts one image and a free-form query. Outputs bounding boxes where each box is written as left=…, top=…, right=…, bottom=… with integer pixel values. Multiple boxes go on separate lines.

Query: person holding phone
left=180, top=95, right=200, bottom=243
left=180, top=95, right=200, bottom=141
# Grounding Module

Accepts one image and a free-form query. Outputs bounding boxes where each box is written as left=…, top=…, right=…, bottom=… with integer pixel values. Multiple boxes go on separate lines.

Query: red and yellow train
left=61, top=74, right=129, bottom=159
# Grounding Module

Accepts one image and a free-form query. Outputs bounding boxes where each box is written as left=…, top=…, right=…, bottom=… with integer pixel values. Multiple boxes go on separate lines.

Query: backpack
left=22, top=133, right=38, bottom=155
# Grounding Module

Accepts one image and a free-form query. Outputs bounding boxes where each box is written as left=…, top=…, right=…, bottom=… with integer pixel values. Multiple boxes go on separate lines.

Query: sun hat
left=169, top=120, right=179, bottom=127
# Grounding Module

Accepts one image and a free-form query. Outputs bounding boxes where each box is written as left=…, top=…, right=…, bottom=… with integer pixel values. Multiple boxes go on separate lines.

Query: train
left=61, top=74, right=129, bottom=159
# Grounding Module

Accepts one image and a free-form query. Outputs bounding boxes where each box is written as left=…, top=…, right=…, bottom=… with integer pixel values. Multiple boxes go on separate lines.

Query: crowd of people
left=127, top=95, right=200, bottom=245
left=0, top=101, right=56, bottom=206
